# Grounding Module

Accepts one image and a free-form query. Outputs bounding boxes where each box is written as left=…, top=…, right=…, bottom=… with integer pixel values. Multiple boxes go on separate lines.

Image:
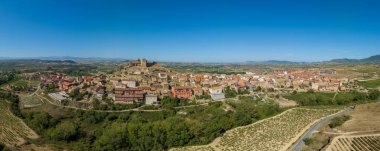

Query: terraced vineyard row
left=172, top=108, right=341, bottom=151
left=326, top=134, right=380, bottom=151
left=0, top=101, right=38, bottom=147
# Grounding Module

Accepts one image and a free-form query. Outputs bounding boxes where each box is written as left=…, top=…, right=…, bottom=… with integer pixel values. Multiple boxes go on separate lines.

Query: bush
left=0, top=142, right=5, bottom=151
left=304, top=138, right=313, bottom=145
left=329, top=115, right=351, bottom=128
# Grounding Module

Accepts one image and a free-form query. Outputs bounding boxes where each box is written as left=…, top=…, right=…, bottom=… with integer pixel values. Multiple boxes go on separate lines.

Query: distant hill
left=245, top=60, right=307, bottom=65
left=326, top=55, right=380, bottom=64
left=1, top=55, right=379, bottom=64
left=0, top=56, right=127, bottom=62
left=32, top=56, right=127, bottom=62
left=0, top=59, right=77, bottom=64
left=362, top=55, right=380, bottom=63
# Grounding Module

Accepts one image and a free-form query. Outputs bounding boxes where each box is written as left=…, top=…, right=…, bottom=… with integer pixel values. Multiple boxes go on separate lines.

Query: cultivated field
left=358, top=78, right=380, bottom=88
left=0, top=101, right=38, bottom=147
left=326, top=134, right=380, bottom=151
left=302, top=102, right=380, bottom=151
left=20, top=94, right=43, bottom=108
left=172, top=108, right=341, bottom=151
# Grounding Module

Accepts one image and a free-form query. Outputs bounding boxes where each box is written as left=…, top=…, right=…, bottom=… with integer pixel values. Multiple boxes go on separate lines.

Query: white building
left=209, top=86, right=225, bottom=101
left=145, top=94, right=159, bottom=105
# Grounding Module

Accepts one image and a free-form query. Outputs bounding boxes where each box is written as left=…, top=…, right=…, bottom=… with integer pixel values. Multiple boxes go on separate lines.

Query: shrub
left=304, top=138, right=313, bottom=145
left=0, top=142, right=5, bottom=151
left=329, top=115, right=351, bottom=128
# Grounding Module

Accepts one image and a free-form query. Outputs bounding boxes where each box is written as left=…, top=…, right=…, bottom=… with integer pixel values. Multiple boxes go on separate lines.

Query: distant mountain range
left=0, top=55, right=379, bottom=64
left=30, top=56, right=127, bottom=62
left=245, top=55, right=380, bottom=65
left=0, top=56, right=126, bottom=62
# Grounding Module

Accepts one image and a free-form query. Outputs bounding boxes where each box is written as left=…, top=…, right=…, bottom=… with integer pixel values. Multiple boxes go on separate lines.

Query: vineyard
left=172, top=108, right=341, bottom=151
left=0, top=101, right=38, bottom=147
left=326, top=134, right=380, bottom=151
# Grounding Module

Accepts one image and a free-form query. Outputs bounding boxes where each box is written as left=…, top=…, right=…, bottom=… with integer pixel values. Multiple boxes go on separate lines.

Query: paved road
left=290, top=107, right=353, bottom=151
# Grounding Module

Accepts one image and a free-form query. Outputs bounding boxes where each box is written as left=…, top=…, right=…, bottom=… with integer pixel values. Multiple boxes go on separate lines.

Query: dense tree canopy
left=19, top=96, right=282, bottom=151
left=0, top=71, right=16, bottom=86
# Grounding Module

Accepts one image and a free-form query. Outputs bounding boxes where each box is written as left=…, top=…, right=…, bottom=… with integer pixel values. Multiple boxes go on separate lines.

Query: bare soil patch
left=339, top=102, right=380, bottom=132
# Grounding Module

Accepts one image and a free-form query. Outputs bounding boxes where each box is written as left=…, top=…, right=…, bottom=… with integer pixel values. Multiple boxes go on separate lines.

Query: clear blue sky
left=0, top=0, right=379, bottom=62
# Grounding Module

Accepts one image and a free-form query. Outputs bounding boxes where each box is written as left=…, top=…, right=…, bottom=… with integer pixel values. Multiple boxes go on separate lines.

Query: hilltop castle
left=127, top=59, right=157, bottom=68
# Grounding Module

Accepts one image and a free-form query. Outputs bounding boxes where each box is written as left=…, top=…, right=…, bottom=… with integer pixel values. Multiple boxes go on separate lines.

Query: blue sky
left=0, top=0, right=379, bottom=62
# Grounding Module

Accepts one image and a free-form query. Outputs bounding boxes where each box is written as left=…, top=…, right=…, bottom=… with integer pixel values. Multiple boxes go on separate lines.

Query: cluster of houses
left=40, top=59, right=356, bottom=105
left=40, top=73, right=108, bottom=102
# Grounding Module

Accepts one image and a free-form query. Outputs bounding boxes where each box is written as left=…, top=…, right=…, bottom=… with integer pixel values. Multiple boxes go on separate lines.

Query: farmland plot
left=0, top=101, right=38, bottom=147
left=326, top=134, right=380, bottom=151
left=172, top=108, right=340, bottom=151
left=20, top=95, right=43, bottom=108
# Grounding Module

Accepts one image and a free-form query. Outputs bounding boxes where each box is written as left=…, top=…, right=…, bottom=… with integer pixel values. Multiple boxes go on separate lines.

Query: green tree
left=94, top=123, right=129, bottom=151
left=225, top=86, right=237, bottom=98
left=27, top=112, right=53, bottom=134
left=46, top=121, right=79, bottom=142
left=368, top=90, right=380, bottom=100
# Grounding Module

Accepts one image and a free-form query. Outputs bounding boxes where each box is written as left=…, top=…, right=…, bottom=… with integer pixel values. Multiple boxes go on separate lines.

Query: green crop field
left=359, top=79, right=380, bottom=88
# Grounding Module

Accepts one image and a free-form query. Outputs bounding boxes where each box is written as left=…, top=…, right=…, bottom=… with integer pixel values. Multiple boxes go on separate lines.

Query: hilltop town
left=36, top=59, right=377, bottom=109
left=1, top=58, right=380, bottom=151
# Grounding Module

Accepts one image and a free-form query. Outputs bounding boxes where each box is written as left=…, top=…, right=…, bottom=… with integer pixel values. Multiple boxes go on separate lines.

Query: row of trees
left=285, top=90, right=380, bottom=106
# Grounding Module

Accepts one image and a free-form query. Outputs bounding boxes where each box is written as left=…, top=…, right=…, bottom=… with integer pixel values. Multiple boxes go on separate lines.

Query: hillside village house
left=171, top=86, right=193, bottom=99
left=114, top=88, right=144, bottom=104
left=145, top=94, right=159, bottom=105
left=209, top=86, right=225, bottom=101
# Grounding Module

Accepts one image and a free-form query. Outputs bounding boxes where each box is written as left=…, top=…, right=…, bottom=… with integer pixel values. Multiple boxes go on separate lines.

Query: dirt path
left=332, top=92, right=338, bottom=101
left=319, top=130, right=380, bottom=135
